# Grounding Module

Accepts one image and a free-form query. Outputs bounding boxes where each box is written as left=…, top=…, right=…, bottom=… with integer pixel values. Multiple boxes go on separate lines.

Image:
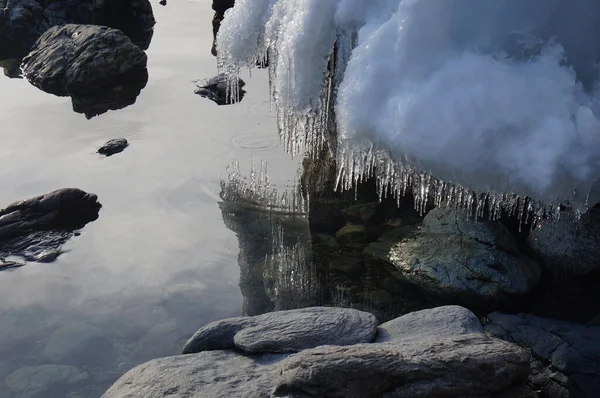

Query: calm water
left=0, top=2, right=299, bottom=396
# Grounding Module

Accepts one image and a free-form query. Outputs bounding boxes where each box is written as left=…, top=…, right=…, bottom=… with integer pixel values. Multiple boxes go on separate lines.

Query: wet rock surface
left=43, top=323, right=114, bottom=366
left=485, top=312, right=600, bottom=398
left=389, top=207, right=541, bottom=307
left=97, top=138, right=129, bottom=156
left=183, top=307, right=378, bottom=354
left=194, top=74, right=246, bottom=105
left=105, top=306, right=534, bottom=398
left=0, top=0, right=155, bottom=60
left=0, top=188, right=101, bottom=267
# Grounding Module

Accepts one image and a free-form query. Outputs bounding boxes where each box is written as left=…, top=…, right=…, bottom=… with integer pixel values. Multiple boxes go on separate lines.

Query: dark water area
left=0, top=2, right=296, bottom=397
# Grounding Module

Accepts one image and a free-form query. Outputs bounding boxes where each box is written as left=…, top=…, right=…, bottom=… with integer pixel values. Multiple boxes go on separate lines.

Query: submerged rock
left=22, top=24, right=147, bottom=96
left=389, top=207, right=541, bottom=307
left=0, top=0, right=155, bottom=60
left=97, top=138, right=129, bottom=156
left=194, top=74, right=246, bottom=105
left=0, top=58, right=22, bottom=78
left=43, top=323, right=113, bottom=366
left=0, top=188, right=101, bottom=266
left=5, top=365, right=88, bottom=398
left=485, top=312, right=600, bottom=398
left=183, top=307, right=378, bottom=354
left=106, top=305, right=533, bottom=398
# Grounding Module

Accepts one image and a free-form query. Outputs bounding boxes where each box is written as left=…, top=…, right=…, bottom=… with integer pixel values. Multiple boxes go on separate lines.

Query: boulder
left=97, top=138, right=129, bottom=156
left=5, top=365, right=88, bottom=398
left=376, top=305, right=484, bottom=343
left=0, top=0, right=154, bottom=60
left=485, top=312, right=600, bottom=398
left=0, top=188, right=101, bottom=265
left=183, top=307, right=378, bottom=354
left=22, top=24, right=147, bottom=97
left=43, top=322, right=113, bottom=366
left=389, top=207, right=541, bottom=306
left=194, top=74, right=246, bottom=105
left=526, top=208, right=600, bottom=275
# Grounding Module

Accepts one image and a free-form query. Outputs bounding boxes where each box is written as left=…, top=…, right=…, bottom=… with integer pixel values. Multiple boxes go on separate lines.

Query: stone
left=97, top=138, right=129, bottom=156
left=43, top=322, right=113, bottom=366
left=0, top=0, right=155, bottom=60
left=183, top=307, right=378, bottom=354
left=0, top=188, right=101, bottom=265
left=335, top=224, right=367, bottom=246
left=329, top=255, right=363, bottom=275
left=194, top=74, right=246, bottom=105
left=376, top=305, right=484, bottom=343
left=313, top=233, right=339, bottom=248
left=274, top=334, right=532, bottom=398
left=526, top=208, right=600, bottom=275
left=5, top=365, right=88, bottom=398
left=22, top=25, right=147, bottom=98
left=102, top=350, right=283, bottom=398
left=485, top=312, right=600, bottom=398
left=389, top=207, right=541, bottom=305
left=340, top=202, right=377, bottom=223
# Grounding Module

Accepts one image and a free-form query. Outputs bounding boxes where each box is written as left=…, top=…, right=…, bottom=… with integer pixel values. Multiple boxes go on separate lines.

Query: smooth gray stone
left=486, top=312, right=600, bottom=398
left=376, top=305, right=484, bottom=343
left=183, top=307, right=378, bottom=354
left=102, top=350, right=284, bottom=398
left=5, top=365, right=88, bottom=398
left=274, top=334, right=532, bottom=398
left=389, top=207, right=541, bottom=304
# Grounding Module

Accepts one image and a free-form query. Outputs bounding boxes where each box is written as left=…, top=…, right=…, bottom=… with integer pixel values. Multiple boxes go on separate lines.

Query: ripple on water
left=227, top=133, right=280, bottom=152
left=248, top=100, right=277, bottom=119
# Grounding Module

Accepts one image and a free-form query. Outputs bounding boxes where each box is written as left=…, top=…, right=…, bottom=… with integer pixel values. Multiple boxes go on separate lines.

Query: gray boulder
left=183, top=307, right=378, bottom=354
left=102, top=350, right=283, bottom=398
left=485, top=312, right=600, bottom=398
left=526, top=209, right=600, bottom=275
left=5, top=365, right=88, bottom=398
left=43, top=322, right=113, bottom=366
left=376, top=305, right=484, bottom=343
left=22, top=24, right=147, bottom=97
left=274, top=334, right=532, bottom=398
left=389, top=207, right=541, bottom=305
left=0, top=0, right=154, bottom=60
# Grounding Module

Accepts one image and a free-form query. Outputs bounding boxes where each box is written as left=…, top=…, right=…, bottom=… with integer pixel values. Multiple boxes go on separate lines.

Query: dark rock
left=329, top=254, right=363, bottom=275
left=183, top=307, right=378, bottom=354
left=102, top=350, right=283, bottom=398
left=376, top=305, right=484, bottom=343
left=0, top=0, right=154, bottom=60
left=335, top=224, right=367, bottom=246
left=485, top=312, right=600, bottom=398
left=22, top=24, right=147, bottom=95
left=0, top=58, right=22, bottom=78
left=526, top=208, right=600, bottom=276
left=194, top=73, right=246, bottom=105
left=274, top=334, right=532, bottom=398
left=97, top=138, right=129, bottom=156
left=389, top=207, right=541, bottom=306
left=159, top=0, right=166, bottom=5
left=0, top=188, right=101, bottom=266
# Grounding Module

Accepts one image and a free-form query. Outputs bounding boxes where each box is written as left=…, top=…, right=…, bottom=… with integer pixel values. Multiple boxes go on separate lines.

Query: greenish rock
left=390, top=207, right=541, bottom=305
left=5, top=365, right=88, bottom=398
left=335, top=224, right=367, bottom=246
left=340, top=202, right=378, bottom=223
left=363, top=241, right=393, bottom=262
left=377, top=225, right=417, bottom=243
left=329, top=255, right=363, bottom=276
left=313, top=233, right=340, bottom=248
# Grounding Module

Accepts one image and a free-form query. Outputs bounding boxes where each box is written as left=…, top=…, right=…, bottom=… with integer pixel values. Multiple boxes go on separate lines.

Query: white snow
left=217, top=0, right=600, bottom=213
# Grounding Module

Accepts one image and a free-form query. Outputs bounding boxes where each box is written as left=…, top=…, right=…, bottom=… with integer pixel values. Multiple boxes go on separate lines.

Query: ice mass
left=216, top=0, right=600, bottom=219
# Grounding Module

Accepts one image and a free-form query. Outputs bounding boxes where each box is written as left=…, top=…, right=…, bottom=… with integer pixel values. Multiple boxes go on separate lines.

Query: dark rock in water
left=194, top=74, right=246, bottom=105
left=0, top=188, right=101, bottom=267
left=183, top=307, right=378, bottom=355
left=0, top=0, right=155, bottom=60
left=485, top=312, right=600, bottom=398
left=0, top=58, right=22, bottom=78
left=97, top=138, right=129, bottom=156
left=22, top=24, right=148, bottom=97
left=159, top=0, right=167, bottom=5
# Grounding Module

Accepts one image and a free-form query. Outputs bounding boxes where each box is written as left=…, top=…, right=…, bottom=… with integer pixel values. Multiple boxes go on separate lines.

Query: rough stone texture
left=5, top=365, right=88, bottom=398
left=0, top=0, right=154, bottom=60
left=376, top=305, right=484, bottom=343
left=22, top=24, right=147, bottom=97
left=274, top=334, right=532, bottom=398
left=43, top=322, right=113, bottom=366
left=335, top=224, right=368, bottom=246
left=389, top=207, right=541, bottom=304
left=0, top=188, right=101, bottom=265
left=183, top=307, right=378, bottom=354
left=485, top=312, right=600, bottom=398
left=97, top=138, right=129, bottom=156
left=194, top=74, right=246, bottom=105
left=102, top=350, right=283, bottom=398
left=526, top=208, right=600, bottom=275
